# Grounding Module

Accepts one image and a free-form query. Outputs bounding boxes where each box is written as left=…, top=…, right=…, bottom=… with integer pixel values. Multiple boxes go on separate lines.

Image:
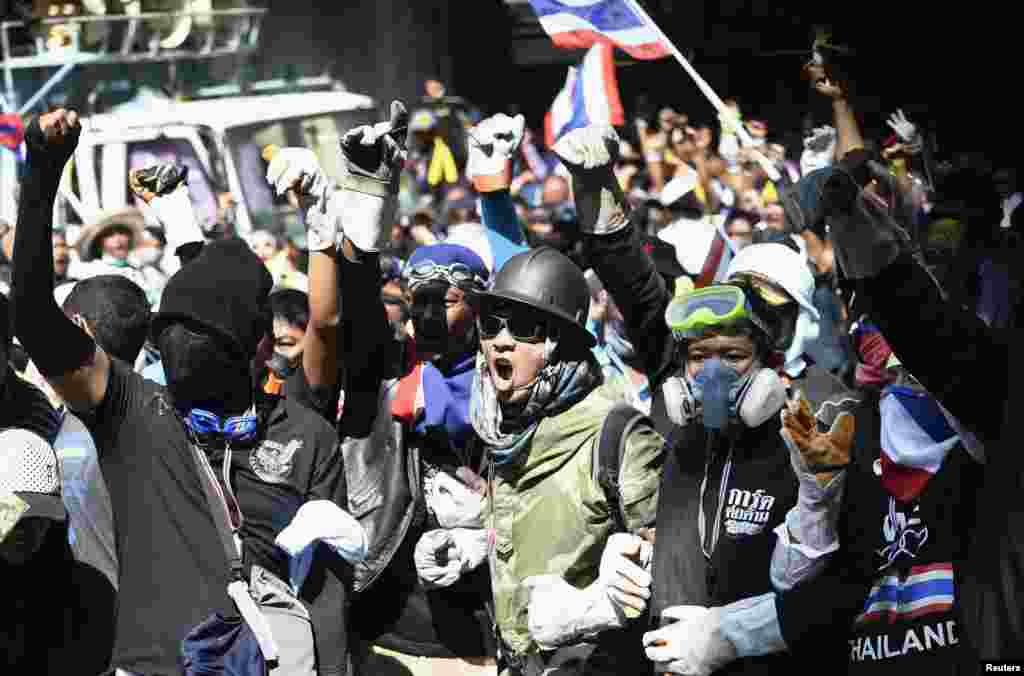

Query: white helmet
left=725, top=243, right=835, bottom=376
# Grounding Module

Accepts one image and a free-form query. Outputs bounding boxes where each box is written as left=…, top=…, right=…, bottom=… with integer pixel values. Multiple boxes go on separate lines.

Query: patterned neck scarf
left=470, top=346, right=603, bottom=464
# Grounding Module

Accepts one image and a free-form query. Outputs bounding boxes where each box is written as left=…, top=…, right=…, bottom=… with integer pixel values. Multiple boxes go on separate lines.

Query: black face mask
left=409, top=281, right=452, bottom=357
left=266, top=351, right=298, bottom=379
left=157, top=324, right=252, bottom=415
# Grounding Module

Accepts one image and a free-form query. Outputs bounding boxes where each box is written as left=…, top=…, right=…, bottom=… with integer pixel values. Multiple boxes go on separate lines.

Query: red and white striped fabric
left=544, top=43, right=624, bottom=147
left=527, top=0, right=671, bottom=60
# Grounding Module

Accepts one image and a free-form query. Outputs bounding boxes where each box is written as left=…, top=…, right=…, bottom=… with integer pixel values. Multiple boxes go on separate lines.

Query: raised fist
left=26, top=108, right=81, bottom=175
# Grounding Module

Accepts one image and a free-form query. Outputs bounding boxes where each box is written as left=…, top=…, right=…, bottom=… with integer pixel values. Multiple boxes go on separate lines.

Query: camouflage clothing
left=487, top=383, right=664, bottom=667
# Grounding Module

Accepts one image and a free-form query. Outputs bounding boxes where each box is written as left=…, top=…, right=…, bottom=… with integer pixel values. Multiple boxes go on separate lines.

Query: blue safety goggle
left=184, top=408, right=259, bottom=445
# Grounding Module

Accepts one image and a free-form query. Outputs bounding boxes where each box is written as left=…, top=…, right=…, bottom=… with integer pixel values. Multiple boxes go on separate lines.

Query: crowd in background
left=1, top=54, right=1022, bottom=676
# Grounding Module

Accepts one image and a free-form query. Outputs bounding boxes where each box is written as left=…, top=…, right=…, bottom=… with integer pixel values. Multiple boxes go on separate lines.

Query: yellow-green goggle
left=665, top=285, right=755, bottom=341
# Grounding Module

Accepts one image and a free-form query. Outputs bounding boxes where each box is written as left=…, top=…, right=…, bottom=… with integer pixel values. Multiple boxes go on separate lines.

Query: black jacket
left=337, top=252, right=494, bottom=660
left=857, top=253, right=1024, bottom=662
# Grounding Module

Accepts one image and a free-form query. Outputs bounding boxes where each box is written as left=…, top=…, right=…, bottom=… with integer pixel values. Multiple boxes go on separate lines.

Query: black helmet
left=478, top=247, right=595, bottom=349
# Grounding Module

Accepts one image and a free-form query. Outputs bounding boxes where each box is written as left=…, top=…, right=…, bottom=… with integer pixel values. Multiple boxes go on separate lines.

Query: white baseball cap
left=0, top=429, right=65, bottom=522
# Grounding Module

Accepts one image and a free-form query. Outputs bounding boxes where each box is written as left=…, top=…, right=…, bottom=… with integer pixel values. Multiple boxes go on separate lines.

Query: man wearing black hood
left=12, top=109, right=353, bottom=676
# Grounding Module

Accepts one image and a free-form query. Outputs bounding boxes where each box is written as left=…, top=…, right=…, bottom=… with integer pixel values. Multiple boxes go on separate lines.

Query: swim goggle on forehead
left=665, top=284, right=772, bottom=341
left=403, top=259, right=487, bottom=291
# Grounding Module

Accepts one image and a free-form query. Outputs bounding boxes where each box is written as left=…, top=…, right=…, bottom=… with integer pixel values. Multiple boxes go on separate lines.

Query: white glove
left=598, top=532, right=653, bottom=617
left=413, top=528, right=489, bottom=589
left=552, top=125, right=631, bottom=235
left=264, top=147, right=337, bottom=251
left=336, top=100, right=409, bottom=252
left=424, top=470, right=485, bottom=529
left=146, top=184, right=205, bottom=255
left=275, top=499, right=368, bottom=563
left=643, top=594, right=785, bottom=675
left=466, top=113, right=525, bottom=193
left=886, top=109, right=922, bottom=154
left=800, top=126, right=837, bottom=175
left=522, top=532, right=652, bottom=650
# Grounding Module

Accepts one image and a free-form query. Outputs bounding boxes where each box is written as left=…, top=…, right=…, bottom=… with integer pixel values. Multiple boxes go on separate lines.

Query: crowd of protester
left=1, top=57, right=1022, bottom=676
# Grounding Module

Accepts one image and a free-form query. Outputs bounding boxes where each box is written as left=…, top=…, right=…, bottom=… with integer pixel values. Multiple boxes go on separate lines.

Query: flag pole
left=622, top=0, right=781, bottom=182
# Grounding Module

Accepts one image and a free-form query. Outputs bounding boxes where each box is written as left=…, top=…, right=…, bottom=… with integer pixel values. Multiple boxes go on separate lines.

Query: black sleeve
left=286, top=366, right=341, bottom=424
left=860, top=253, right=1009, bottom=443
left=300, top=542, right=351, bottom=676
left=78, top=359, right=141, bottom=454
left=775, top=555, right=872, bottom=659
left=336, top=251, right=396, bottom=438
left=11, top=124, right=96, bottom=377
left=580, top=223, right=676, bottom=385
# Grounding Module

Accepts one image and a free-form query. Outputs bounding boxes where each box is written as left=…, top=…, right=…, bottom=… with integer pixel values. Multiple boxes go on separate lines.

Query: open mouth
left=494, top=357, right=514, bottom=382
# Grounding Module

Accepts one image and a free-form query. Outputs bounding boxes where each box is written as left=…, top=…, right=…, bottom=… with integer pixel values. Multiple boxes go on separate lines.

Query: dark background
left=252, top=0, right=1009, bottom=165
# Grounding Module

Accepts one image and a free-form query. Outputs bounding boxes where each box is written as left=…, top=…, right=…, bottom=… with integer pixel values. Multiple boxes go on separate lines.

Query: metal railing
left=1, top=7, right=267, bottom=111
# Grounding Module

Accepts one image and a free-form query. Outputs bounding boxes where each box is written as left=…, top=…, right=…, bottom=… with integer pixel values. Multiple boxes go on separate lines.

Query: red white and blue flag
left=855, top=562, right=955, bottom=625
left=0, top=114, right=25, bottom=153
left=527, top=0, right=671, bottom=60
left=879, top=385, right=960, bottom=502
left=544, top=42, right=624, bottom=147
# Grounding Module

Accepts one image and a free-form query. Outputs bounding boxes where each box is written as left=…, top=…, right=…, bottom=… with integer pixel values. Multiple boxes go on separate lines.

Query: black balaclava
left=157, top=323, right=252, bottom=416
left=410, top=280, right=469, bottom=360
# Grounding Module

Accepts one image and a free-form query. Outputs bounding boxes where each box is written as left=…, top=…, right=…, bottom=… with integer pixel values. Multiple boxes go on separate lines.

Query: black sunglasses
left=477, top=311, right=548, bottom=343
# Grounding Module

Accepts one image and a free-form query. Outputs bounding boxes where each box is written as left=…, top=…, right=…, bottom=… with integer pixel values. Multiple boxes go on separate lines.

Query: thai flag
left=527, top=0, right=671, bottom=60
left=879, top=385, right=960, bottom=502
left=0, top=114, right=25, bottom=153
left=545, top=42, right=625, bottom=147
left=856, top=562, right=955, bottom=625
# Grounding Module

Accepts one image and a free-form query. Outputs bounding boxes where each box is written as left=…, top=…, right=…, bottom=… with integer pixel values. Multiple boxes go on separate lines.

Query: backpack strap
left=593, top=402, right=650, bottom=533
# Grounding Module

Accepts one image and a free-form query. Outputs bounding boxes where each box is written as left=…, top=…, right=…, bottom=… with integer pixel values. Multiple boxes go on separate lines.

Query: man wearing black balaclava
left=12, top=109, right=356, bottom=676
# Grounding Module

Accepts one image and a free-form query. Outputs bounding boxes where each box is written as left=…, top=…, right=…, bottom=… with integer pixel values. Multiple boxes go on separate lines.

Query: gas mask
left=663, top=358, right=787, bottom=431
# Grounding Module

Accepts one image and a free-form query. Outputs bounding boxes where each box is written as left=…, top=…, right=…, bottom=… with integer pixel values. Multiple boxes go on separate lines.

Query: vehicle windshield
left=227, top=109, right=378, bottom=237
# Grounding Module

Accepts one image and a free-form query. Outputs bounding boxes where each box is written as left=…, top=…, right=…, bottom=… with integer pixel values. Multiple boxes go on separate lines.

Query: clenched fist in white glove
left=414, top=528, right=489, bottom=589
left=466, top=113, right=525, bottom=193
left=552, top=125, right=631, bottom=235
left=265, top=147, right=339, bottom=251
left=643, top=594, right=785, bottom=675
left=522, top=532, right=652, bottom=650
left=336, top=100, right=409, bottom=252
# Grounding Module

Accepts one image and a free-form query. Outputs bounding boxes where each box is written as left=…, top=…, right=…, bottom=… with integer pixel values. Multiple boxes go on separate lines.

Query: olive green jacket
left=487, top=383, right=665, bottom=660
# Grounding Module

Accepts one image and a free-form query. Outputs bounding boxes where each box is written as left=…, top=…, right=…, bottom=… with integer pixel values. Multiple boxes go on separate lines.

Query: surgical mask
left=132, top=246, right=163, bottom=267
left=101, top=253, right=131, bottom=268
left=686, top=357, right=753, bottom=431
left=783, top=287, right=848, bottom=376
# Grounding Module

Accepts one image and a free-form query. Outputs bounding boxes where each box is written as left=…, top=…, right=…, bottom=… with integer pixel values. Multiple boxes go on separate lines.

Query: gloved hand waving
left=780, top=389, right=853, bottom=485
left=552, top=125, right=631, bottom=235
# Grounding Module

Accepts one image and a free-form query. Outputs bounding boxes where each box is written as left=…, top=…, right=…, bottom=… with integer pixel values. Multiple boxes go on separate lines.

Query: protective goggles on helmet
left=665, top=285, right=771, bottom=341
left=404, top=260, right=487, bottom=291
left=477, top=308, right=549, bottom=343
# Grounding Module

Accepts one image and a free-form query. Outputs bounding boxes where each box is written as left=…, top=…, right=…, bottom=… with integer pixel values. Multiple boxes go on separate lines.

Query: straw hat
left=76, top=208, right=147, bottom=262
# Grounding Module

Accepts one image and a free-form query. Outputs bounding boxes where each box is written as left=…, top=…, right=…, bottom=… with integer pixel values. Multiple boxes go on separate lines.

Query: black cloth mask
left=410, top=281, right=453, bottom=358
left=157, top=323, right=252, bottom=415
